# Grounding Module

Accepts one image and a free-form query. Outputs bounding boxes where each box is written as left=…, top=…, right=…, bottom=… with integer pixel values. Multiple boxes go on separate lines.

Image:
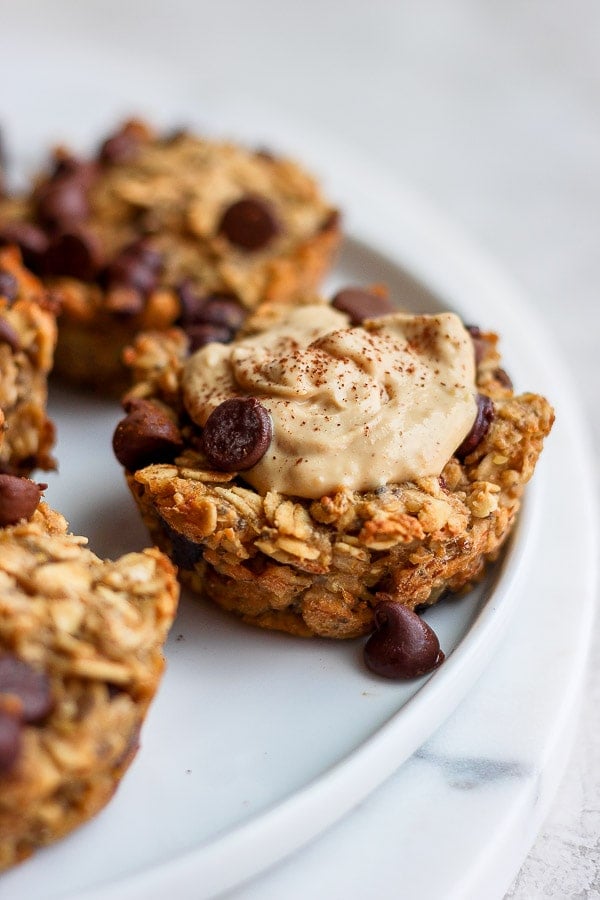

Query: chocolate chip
left=180, top=292, right=245, bottom=351
left=177, top=285, right=245, bottom=339
left=105, top=239, right=162, bottom=297
left=0, top=317, right=20, bottom=351
left=112, top=399, right=183, bottom=471
left=177, top=279, right=246, bottom=334
left=50, top=153, right=98, bottom=190
left=0, top=271, right=18, bottom=303
left=35, top=177, right=90, bottom=229
left=0, top=475, right=44, bottom=526
left=196, top=295, right=246, bottom=331
left=465, top=324, right=486, bottom=366
left=364, top=598, right=445, bottom=679
left=493, top=367, right=513, bottom=390
left=0, top=655, right=53, bottom=723
left=0, top=709, right=21, bottom=774
left=331, top=287, right=395, bottom=324
left=41, top=229, right=103, bottom=281
left=162, top=520, right=205, bottom=570
left=185, top=322, right=233, bottom=353
left=177, top=279, right=206, bottom=325
left=455, top=393, right=495, bottom=460
left=0, top=222, right=49, bottom=270
left=99, top=122, right=146, bottom=165
left=127, top=238, right=162, bottom=272
left=202, top=397, right=272, bottom=471
left=218, top=196, right=280, bottom=251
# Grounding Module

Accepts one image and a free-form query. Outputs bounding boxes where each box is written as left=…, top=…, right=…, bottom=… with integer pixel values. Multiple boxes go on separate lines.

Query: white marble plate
left=0, top=59, right=557, bottom=900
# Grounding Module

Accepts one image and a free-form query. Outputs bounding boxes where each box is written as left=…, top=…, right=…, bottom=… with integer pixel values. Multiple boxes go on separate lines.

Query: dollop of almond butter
left=183, top=305, right=477, bottom=499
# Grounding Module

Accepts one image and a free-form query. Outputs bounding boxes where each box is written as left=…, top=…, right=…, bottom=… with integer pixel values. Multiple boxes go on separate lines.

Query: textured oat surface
left=121, top=310, right=554, bottom=639
left=0, top=246, right=57, bottom=475
left=0, top=503, right=178, bottom=869
left=0, top=124, right=340, bottom=393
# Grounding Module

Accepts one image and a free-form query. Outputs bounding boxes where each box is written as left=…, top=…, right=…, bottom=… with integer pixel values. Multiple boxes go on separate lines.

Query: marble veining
left=414, top=747, right=531, bottom=791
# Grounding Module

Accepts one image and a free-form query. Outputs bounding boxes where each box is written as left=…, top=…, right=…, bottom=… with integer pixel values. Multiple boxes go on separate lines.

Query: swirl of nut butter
left=183, top=305, right=477, bottom=499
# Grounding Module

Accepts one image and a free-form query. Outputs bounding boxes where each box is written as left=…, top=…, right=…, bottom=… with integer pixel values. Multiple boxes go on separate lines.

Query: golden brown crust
left=0, top=246, right=57, bottom=474
left=120, top=317, right=554, bottom=639
left=0, top=503, right=179, bottom=869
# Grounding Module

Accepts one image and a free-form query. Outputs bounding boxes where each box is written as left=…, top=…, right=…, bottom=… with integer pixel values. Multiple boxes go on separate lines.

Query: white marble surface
left=2, top=1, right=600, bottom=895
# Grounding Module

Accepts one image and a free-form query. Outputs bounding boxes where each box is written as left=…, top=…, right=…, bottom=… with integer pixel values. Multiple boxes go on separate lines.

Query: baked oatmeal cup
left=0, top=120, right=340, bottom=394
left=113, top=288, right=554, bottom=642
left=0, top=245, right=57, bottom=475
left=0, top=475, right=178, bottom=870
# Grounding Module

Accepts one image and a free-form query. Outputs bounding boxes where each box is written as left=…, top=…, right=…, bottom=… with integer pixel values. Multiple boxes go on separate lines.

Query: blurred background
left=2, top=2, right=598, bottom=896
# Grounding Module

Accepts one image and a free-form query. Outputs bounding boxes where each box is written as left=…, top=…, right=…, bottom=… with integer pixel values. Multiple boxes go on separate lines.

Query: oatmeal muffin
left=0, top=120, right=340, bottom=394
left=113, top=289, right=554, bottom=639
left=0, top=475, right=178, bottom=870
left=0, top=245, right=57, bottom=475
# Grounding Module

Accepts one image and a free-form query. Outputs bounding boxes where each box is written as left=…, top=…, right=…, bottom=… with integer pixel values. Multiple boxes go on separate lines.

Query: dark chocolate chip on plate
left=0, top=475, right=44, bottom=526
left=364, top=597, right=445, bottom=679
left=202, top=397, right=272, bottom=471
left=331, top=287, right=395, bottom=325
left=0, top=655, right=54, bottom=723
left=455, top=393, right=495, bottom=460
left=218, top=196, right=281, bottom=251
left=112, top=399, right=183, bottom=471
